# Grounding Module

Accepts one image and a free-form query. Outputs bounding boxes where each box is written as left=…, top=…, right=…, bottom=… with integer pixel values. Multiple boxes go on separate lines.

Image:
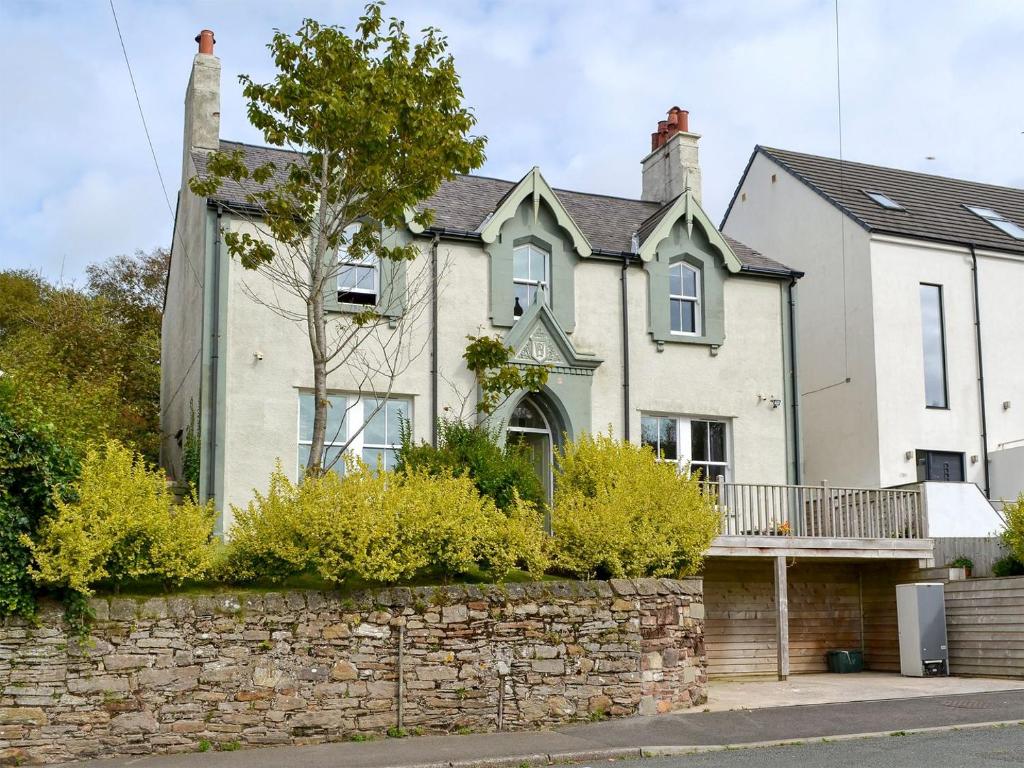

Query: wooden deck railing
left=703, top=478, right=927, bottom=539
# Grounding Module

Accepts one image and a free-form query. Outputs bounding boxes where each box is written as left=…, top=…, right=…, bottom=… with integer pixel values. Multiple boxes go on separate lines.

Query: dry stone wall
left=0, top=578, right=705, bottom=764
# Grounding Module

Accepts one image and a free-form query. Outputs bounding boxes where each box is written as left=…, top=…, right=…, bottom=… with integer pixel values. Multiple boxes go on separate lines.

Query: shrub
left=999, top=493, right=1024, bottom=565
left=396, top=418, right=544, bottom=510
left=992, top=554, right=1024, bottom=578
left=550, top=432, right=720, bottom=579
left=226, top=460, right=547, bottom=585
left=0, top=378, right=79, bottom=617
left=26, top=441, right=216, bottom=595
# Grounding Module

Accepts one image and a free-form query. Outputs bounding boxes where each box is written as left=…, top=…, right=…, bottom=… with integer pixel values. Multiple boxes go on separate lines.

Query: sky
left=1, top=0, right=1022, bottom=282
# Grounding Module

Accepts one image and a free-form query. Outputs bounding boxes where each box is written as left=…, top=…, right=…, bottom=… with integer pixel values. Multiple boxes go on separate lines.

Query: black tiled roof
left=192, top=140, right=796, bottom=274
left=742, top=146, right=1024, bottom=255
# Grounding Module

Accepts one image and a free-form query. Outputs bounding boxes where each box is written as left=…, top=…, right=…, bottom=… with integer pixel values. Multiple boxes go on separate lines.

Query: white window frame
left=296, top=392, right=411, bottom=479
left=512, top=243, right=549, bottom=319
left=669, top=262, right=701, bottom=336
left=640, top=412, right=730, bottom=481
left=337, top=224, right=379, bottom=305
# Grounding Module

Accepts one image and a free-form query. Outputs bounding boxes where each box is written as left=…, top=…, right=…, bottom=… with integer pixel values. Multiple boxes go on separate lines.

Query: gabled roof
left=729, top=146, right=1024, bottom=255
left=192, top=140, right=797, bottom=275
left=503, top=287, right=602, bottom=371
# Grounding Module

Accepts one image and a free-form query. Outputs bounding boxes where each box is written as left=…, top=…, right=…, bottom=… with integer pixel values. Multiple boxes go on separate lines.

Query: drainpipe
left=206, top=204, right=223, bottom=504
left=969, top=245, right=991, bottom=498
left=620, top=254, right=631, bottom=441
left=787, top=277, right=802, bottom=484
left=430, top=234, right=440, bottom=446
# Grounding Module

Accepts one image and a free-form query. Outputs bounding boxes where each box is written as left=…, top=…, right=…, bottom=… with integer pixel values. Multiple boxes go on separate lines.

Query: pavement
left=56, top=687, right=1024, bottom=768
left=700, top=671, right=1024, bottom=711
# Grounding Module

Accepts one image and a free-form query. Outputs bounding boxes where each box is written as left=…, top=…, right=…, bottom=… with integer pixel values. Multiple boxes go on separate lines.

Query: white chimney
left=182, top=29, right=220, bottom=178
left=641, top=106, right=702, bottom=205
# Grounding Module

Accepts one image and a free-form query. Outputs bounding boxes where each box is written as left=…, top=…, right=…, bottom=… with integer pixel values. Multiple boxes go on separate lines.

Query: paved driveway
left=699, top=672, right=1024, bottom=711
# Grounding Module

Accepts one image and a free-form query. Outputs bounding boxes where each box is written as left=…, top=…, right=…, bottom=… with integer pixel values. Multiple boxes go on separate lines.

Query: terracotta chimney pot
left=195, top=29, right=216, bottom=55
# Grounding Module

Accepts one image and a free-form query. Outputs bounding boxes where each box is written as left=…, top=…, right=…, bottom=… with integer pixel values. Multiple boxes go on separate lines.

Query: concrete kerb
left=639, top=719, right=1024, bottom=759
left=370, top=720, right=1024, bottom=768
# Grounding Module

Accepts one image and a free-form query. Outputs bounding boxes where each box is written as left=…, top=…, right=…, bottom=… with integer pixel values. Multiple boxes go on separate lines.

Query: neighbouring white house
left=722, top=146, right=1024, bottom=545
left=160, top=34, right=802, bottom=531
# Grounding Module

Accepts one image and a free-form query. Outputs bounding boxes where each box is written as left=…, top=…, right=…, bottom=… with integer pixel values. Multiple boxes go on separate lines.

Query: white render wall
left=722, top=152, right=879, bottom=486
left=211, top=214, right=792, bottom=527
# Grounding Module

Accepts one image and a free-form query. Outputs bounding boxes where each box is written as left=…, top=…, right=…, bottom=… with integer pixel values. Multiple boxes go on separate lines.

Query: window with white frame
left=669, top=262, right=701, bottom=335
left=512, top=243, right=549, bottom=319
left=297, top=393, right=410, bottom=478
left=640, top=414, right=729, bottom=480
left=337, top=224, right=378, bottom=305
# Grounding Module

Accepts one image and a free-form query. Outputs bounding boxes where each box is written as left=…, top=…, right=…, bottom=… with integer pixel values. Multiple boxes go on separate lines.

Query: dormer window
left=512, top=243, right=549, bottom=319
left=964, top=205, right=1024, bottom=240
left=864, top=190, right=904, bottom=210
left=669, top=262, right=701, bottom=335
left=337, top=225, right=378, bottom=306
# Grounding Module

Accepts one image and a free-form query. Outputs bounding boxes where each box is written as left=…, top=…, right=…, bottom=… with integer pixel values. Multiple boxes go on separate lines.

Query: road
left=552, top=725, right=1024, bottom=768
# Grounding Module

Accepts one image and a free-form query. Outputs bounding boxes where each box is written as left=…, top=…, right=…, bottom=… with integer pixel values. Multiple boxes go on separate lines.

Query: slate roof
left=192, top=140, right=796, bottom=276
left=735, top=146, right=1024, bottom=255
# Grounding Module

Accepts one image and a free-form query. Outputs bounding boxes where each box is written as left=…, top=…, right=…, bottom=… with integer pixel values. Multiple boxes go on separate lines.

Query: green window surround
left=324, top=225, right=409, bottom=318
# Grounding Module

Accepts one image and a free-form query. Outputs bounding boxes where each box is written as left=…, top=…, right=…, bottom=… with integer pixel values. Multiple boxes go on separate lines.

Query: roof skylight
left=864, top=190, right=905, bottom=210
left=965, top=205, right=1024, bottom=240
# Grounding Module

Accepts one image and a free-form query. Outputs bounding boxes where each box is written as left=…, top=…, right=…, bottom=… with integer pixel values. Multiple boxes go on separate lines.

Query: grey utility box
left=896, top=583, right=949, bottom=677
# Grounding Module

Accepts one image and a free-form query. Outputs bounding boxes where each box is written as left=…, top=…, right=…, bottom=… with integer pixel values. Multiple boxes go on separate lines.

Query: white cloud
left=0, top=0, right=1021, bottom=280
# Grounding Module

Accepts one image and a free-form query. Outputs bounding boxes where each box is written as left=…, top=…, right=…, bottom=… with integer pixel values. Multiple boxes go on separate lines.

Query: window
left=512, top=243, right=548, bottom=319
left=864, top=190, right=905, bottom=210
left=361, top=398, right=408, bottom=471
left=916, top=450, right=964, bottom=482
left=669, top=262, right=701, bottom=335
left=919, top=284, right=948, bottom=409
left=337, top=225, right=378, bottom=305
left=297, top=393, right=410, bottom=477
left=641, top=414, right=728, bottom=480
left=298, top=392, right=348, bottom=478
left=964, top=205, right=1024, bottom=240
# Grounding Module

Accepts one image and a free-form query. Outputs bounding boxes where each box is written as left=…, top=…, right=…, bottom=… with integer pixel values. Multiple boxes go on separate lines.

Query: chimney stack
left=182, top=28, right=221, bottom=180
left=641, top=106, right=701, bottom=205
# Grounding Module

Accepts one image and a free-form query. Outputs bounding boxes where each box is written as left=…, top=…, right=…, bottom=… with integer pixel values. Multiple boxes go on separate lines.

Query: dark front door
left=916, top=450, right=965, bottom=482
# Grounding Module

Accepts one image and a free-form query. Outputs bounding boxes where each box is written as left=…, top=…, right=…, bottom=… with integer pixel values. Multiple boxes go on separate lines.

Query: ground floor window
left=640, top=413, right=730, bottom=481
left=297, top=392, right=410, bottom=478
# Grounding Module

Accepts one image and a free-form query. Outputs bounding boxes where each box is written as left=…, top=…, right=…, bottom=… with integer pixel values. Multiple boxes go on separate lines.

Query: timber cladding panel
left=944, top=576, right=1024, bottom=678
left=703, top=559, right=920, bottom=677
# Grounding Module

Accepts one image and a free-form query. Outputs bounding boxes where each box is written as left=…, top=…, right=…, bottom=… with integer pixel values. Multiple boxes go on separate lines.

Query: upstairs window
left=919, top=283, right=948, bottom=409
left=669, top=262, right=701, bottom=335
left=512, top=243, right=549, bottom=319
left=964, top=205, right=1024, bottom=240
left=864, top=190, right=905, bottom=210
left=337, top=225, right=378, bottom=305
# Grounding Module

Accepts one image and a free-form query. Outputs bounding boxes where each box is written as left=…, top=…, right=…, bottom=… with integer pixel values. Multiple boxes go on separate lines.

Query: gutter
left=430, top=233, right=440, bottom=446
left=206, top=204, right=223, bottom=505
left=621, top=254, right=632, bottom=441
left=787, top=278, right=802, bottom=484
left=969, top=245, right=991, bottom=498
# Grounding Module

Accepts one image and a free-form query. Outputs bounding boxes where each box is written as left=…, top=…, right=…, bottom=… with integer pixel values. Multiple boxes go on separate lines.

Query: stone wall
left=0, top=578, right=705, bottom=764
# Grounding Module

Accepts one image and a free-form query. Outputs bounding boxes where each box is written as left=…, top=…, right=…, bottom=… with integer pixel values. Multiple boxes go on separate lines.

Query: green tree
left=0, top=248, right=167, bottom=461
left=190, top=4, right=486, bottom=477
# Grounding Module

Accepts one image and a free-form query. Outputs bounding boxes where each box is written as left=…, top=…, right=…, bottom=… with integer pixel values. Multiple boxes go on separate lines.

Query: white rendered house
left=723, top=146, right=1024, bottom=542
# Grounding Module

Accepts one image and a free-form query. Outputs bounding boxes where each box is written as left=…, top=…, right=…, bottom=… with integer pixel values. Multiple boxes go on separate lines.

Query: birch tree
left=190, top=4, right=485, bottom=475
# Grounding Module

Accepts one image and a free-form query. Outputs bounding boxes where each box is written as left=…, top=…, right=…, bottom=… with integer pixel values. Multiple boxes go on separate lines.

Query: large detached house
left=723, top=147, right=1024, bottom=543
left=161, top=36, right=801, bottom=530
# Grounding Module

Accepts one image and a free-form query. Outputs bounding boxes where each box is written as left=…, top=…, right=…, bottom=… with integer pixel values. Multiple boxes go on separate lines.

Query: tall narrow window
left=690, top=419, right=728, bottom=480
left=297, top=392, right=348, bottom=478
left=512, top=243, right=548, bottom=319
left=669, top=262, right=701, bottom=335
left=337, top=225, right=378, bottom=305
left=919, top=284, right=948, bottom=409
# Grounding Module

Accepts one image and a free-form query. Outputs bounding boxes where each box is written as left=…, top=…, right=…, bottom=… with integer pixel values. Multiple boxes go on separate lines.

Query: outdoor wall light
left=904, top=450, right=914, bottom=461
left=253, top=351, right=264, bottom=361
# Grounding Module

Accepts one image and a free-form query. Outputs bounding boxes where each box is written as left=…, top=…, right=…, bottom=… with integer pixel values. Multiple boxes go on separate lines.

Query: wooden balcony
left=703, top=480, right=934, bottom=561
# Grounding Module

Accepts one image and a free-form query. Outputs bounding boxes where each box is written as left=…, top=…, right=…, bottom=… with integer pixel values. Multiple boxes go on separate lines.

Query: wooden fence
left=932, top=537, right=1008, bottom=578
left=707, top=479, right=925, bottom=539
left=945, top=575, right=1024, bottom=678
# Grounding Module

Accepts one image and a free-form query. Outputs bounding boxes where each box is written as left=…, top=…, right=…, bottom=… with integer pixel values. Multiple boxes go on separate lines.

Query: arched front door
left=506, top=395, right=553, bottom=506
